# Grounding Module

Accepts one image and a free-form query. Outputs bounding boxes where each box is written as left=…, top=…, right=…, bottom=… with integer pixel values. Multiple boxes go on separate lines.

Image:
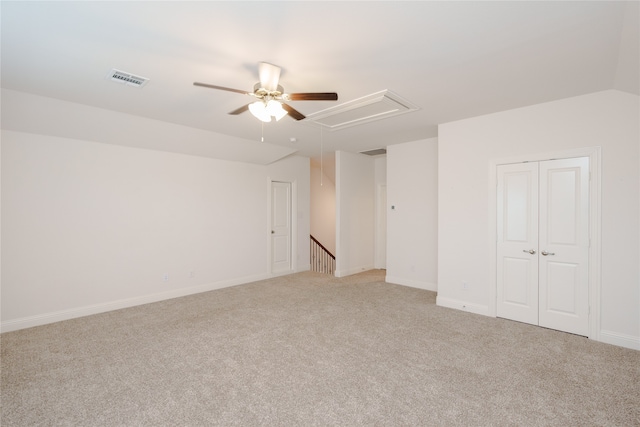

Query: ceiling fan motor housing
left=253, top=83, right=284, bottom=99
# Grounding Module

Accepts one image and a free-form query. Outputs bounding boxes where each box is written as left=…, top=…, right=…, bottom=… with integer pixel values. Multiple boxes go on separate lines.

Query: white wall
left=437, top=90, right=640, bottom=350
left=310, top=161, right=336, bottom=255
left=1, top=130, right=310, bottom=332
left=386, top=138, right=438, bottom=291
left=335, top=151, right=375, bottom=277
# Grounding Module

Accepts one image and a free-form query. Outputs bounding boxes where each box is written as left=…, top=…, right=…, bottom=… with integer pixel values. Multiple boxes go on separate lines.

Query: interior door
left=496, top=158, right=589, bottom=336
left=538, top=158, right=590, bottom=336
left=271, top=181, right=292, bottom=274
left=496, top=162, right=539, bottom=325
left=376, top=184, right=387, bottom=269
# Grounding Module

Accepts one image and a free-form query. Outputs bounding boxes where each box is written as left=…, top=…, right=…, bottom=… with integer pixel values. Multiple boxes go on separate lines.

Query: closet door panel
left=496, top=163, right=539, bottom=325
left=538, top=158, right=589, bottom=336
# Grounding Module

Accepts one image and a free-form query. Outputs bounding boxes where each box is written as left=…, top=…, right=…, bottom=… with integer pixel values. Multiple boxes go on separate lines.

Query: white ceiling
left=1, top=1, right=638, bottom=164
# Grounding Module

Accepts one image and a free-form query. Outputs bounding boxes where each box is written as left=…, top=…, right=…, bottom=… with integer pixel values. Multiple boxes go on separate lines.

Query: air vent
left=306, top=90, right=419, bottom=131
left=360, top=148, right=387, bottom=156
left=106, top=69, right=149, bottom=88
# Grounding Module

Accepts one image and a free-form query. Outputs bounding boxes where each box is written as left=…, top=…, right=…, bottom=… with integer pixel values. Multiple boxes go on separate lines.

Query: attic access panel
left=306, top=90, right=419, bottom=131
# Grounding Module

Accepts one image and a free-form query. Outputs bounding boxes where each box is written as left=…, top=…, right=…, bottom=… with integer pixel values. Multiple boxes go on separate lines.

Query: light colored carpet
left=1, top=270, right=639, bottom=426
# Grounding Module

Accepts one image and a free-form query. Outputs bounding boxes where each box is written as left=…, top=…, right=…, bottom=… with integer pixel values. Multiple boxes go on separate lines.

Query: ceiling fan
left=193, top=62, right=338, bottom=122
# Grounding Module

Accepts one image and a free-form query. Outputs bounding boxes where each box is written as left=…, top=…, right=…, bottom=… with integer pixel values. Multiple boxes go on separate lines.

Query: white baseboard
left=385, top=275, right=437, bottom=292
left=335, top=265, right=375, bottom=278
left=435, top=300, right=639, bottom=351
left=598, top=330, right=640, bottom=351
left=1, top=272, right=270, bottom=333
left=436, top=296, right=490, bottom=317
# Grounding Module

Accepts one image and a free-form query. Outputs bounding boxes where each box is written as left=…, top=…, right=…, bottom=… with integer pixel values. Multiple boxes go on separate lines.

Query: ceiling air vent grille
left=360, top=148, right=387, bottom=156
left=106, top=69, right=149, bottom=88
left=306, top=90, right=419, bottom=131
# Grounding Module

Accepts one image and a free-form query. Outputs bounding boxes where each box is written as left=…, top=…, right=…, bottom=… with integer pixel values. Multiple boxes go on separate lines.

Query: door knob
left=271, top=230, right=275, bottom=234
left=541, top=251, right=555, bottom=256
left=523, top=249, right=536, bottom=255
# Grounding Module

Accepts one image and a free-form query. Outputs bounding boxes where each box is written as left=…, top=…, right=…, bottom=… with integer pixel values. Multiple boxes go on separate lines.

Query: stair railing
left=310, top=235, right=335, bottom=275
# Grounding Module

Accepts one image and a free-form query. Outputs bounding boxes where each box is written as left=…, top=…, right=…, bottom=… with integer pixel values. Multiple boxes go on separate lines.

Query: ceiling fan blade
left=281, top=103, right=306, bottom=121
left=193, top=82, right=249, bottom=95
left=286, top=92, right=338, bottom=101
left=228, top=104, right=250, bottom=115
left=258, top=62, right=281, bottom=92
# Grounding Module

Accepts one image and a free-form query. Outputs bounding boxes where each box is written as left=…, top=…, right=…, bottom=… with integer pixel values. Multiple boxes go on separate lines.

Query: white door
left=496, top=162, right=539, bottom=325
left=497, top=158, right=589, bottom=336
left=271, top=181, right=292, bottom=274
left=538, top=158, right=590, bottom=336
left=376, top=184, right=387, bottom=269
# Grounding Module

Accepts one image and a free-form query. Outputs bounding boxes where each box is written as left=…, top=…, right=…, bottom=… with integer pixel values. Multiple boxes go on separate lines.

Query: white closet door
left=496, top=157, right=590, bottom=336
left=496, top=163, right=539, bottom=325
left=538, top=158, right=590, bottom=336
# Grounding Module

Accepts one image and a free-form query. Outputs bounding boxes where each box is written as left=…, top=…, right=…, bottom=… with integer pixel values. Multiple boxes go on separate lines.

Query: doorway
left=496, top=157, right=590, bottom=336
left=376, top=184, right=387, bottom=269
left=271, top=181, right=292, bottom=275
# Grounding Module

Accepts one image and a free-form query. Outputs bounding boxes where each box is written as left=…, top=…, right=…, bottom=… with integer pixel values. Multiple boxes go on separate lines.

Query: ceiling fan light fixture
left=267, top=100, right=288, bottom=121
left=249, top=101, right=272, bottom=122
left=249, top=99, right=288, bottom=122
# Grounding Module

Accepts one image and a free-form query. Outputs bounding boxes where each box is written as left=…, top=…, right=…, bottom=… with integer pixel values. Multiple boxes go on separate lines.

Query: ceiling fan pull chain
left=261, top=121, right=264, bottom=143
left=320, top=125, right=324, bottom=186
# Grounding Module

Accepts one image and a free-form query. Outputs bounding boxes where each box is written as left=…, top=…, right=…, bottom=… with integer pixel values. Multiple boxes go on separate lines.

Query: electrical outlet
left=189, top=270, right=195, bottom=278
left=462, top=281, right=469, bottom=290
left=162, top=273, right=169, bottom=282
